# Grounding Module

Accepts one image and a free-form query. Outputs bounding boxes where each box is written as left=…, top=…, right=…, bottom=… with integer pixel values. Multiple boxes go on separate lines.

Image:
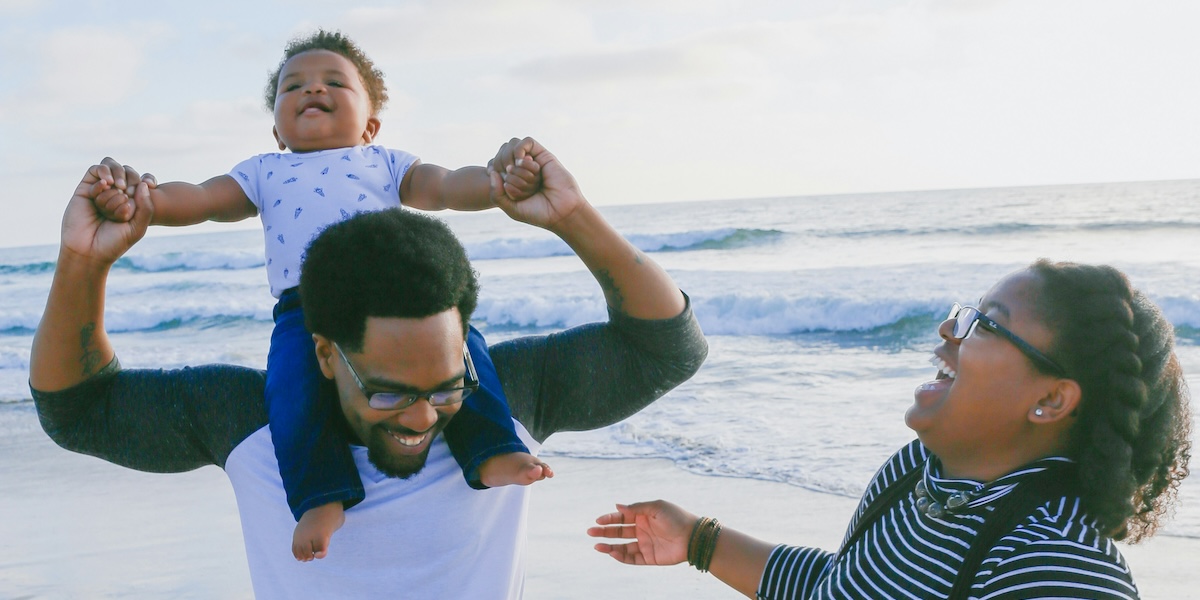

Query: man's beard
left=365, top=412, right=451, bottom=479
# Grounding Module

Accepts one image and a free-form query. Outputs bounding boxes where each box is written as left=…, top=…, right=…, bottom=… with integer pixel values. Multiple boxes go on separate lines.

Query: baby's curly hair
left=263, top=29, right=389, bottom=115
left=1031, top=259, right=1192, bottom=542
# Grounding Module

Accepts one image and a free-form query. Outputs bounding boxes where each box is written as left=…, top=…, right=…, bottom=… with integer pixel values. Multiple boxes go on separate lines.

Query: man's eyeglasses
left=333, top=342, right=480, bottom=410
left=947, top=303, right=1067, bottom=377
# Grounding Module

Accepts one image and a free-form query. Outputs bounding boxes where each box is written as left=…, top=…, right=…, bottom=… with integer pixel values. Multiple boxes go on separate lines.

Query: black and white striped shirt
left=757, top=441, right=1138, bottom=599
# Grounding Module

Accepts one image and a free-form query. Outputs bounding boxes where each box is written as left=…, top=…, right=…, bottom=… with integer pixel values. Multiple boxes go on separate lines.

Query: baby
left=89, top=29, right=550, bottom=562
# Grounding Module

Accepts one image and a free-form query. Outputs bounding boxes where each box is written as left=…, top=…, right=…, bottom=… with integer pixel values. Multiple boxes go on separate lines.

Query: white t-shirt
left=229, top=145, right=419, bottom=297
left=226, top=421, right=540, bottom=599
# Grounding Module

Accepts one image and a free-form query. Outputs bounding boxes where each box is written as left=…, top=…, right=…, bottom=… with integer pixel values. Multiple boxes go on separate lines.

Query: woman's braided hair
left=1031, top=259, right=1191, bottom=542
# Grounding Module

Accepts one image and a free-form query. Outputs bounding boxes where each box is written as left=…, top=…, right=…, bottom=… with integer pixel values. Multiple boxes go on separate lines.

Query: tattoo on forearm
left=79, top=323, right=102, bottom=377
left=595, top=269, right=625, bottom=312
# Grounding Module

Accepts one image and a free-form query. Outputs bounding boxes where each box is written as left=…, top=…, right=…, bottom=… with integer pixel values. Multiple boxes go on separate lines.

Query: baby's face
left=272, top=50, right=379, bottom=153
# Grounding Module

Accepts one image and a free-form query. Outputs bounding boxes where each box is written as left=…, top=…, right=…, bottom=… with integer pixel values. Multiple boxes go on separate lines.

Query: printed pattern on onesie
left=228, top=145, right=418, bottom=298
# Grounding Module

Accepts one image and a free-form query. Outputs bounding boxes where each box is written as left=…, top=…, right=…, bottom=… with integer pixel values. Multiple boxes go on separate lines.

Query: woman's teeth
left=929, top=355, right=957, bottom=379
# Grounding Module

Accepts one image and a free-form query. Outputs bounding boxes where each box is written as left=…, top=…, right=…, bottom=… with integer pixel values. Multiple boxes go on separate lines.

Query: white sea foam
left=463, top=228, right=776, bottom=261
left=690, top=293, right=940, bottom=336
left=0, top=310, right=42, bottom=332
left=102, top=303, right=272, bottom=333
left=1155, top=294, right=1200, bottom=329
left=465, top=237, right=572, bottom=260
left=0, top=347, right=28, bottom=370
left=7, top=285, right=1196, bottom=337
left=3, top=182, right=1198, bottom=537
left=475, top=295, right=607, bottom=329
left=120, top=250, right=266, bottom=272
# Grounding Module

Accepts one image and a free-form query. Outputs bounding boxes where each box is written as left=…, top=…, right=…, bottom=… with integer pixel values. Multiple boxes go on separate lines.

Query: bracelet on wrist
left=686, top=517, right=723, bottom=573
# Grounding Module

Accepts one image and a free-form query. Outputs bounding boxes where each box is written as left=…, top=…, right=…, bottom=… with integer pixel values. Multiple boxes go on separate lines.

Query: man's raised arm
left=29, top=161, right=266, bottom=472
left=487, top=139, right=706, bottom=441
left=30, top=159, right=155, bottom=391
left=489, top=137, right=685, bottom=321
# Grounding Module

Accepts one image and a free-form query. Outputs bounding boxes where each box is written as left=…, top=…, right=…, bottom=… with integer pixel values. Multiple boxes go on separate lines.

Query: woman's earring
left=1034, top=408, right=1044, bottom=417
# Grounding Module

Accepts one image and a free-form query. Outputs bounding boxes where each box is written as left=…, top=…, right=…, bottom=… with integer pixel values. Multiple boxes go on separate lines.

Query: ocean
left=2, top=178, right=1198, bottom=539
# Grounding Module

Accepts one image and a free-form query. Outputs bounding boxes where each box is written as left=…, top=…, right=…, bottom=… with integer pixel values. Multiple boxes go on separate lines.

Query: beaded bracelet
left=686, top=517, right=723, bottom=572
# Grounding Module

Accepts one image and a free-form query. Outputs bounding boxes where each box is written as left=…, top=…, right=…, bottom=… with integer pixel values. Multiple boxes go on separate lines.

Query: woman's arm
left=587, top=500, right=780, bottom=599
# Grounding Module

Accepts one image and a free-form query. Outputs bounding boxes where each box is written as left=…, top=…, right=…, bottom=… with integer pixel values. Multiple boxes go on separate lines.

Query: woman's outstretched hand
left=587, top=500, right=697, bottom=566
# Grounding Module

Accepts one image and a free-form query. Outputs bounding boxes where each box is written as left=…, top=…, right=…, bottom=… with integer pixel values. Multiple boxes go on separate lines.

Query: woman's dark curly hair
left=264, top=29, right=389, bottom=115
left=299, top=208, right=479, bottom=352
left=1031, top=259, right=1191, bottom=542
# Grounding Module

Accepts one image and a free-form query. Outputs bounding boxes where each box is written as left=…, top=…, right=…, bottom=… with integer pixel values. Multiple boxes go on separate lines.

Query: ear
left=1031, top=378, right=1082, bottom=423
left=312, top=334, right=337, bottom=380
left=273, top=126, right=287, bottom=151
left=362, top=116, right=381, bottom=144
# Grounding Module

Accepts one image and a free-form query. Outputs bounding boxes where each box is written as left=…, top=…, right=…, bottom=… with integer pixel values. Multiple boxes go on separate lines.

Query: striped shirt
left=757, top=441, right=1138, bottom=599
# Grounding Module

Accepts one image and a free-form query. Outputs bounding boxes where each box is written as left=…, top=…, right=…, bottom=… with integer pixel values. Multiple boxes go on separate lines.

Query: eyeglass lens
left=369, top=388, right=473, bottom=410
left=948, top=304, right=979, bottom=339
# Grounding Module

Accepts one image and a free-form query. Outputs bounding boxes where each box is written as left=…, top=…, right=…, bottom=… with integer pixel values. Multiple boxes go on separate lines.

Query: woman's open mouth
left=930, top=355, right=957, bottom=380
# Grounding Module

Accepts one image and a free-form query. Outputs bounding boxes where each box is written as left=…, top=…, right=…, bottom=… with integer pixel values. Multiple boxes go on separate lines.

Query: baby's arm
left=89, top=158, right=256, bottom=226
left=399, top=147, right=542, bottom=212
left=398, top=162, right=493, bottom=212
left=148, top=176, right=257, bottom=225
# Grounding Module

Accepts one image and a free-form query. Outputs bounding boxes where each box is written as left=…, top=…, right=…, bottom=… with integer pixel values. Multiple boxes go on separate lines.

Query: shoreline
left=1, top=427, right=1194, bottom=598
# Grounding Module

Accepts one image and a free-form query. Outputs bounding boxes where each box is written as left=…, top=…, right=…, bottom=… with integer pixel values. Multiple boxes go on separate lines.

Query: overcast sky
left=1, top=0, right=1197, bottom=248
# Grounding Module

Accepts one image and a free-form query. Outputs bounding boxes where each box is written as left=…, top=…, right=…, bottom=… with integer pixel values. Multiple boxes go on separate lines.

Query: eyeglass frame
left=333, top=341, right=480, bottom=410
left=947, top=303, right=1068, bottom=377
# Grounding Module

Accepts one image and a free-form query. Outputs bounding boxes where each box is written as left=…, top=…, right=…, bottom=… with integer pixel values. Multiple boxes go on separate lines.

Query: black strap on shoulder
left=833, top=459, right=1075, bottom=600
left=834, top=460, right=926, bottom=562
left=948, top=466, right=1075, bottom=599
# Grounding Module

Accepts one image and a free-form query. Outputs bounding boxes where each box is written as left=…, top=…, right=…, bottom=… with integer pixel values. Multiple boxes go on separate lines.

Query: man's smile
left=387, top=429, right=429, bottom=448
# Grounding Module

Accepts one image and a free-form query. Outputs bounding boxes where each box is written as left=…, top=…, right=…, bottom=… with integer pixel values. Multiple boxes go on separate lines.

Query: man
left=30, top=138, right=707, bottom=598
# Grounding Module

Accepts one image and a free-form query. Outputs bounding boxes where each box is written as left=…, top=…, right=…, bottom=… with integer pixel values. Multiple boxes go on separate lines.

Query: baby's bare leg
left=479, top=452, right=554, bottom=488
left=292, top=501, right=346, bottom=561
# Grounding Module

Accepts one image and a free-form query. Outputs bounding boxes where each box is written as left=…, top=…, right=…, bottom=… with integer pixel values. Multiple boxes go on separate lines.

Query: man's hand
left=65, top=158, right=156, bottom=265
left=488, top=137, right=585, bottom=232
left=488, top=140, right=542, bottom=202
left=87, top=157, right=157, bottom=223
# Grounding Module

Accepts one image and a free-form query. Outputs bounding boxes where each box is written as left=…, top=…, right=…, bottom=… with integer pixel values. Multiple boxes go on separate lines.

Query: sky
left=1, top=0, right=1197, bottom=249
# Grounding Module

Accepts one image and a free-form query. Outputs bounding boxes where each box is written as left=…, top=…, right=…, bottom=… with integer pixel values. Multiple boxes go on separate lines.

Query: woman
left=588, top=260, right=1191, bottom=599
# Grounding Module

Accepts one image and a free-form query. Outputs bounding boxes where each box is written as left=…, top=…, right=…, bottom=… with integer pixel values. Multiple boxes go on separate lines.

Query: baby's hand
left=500, top=156, right=542, bottom=202
left=93, top=186, right=136, bottom=222
left=86, top=158, right=156, bottom=223
left=488, top=137, right=543, bottom=202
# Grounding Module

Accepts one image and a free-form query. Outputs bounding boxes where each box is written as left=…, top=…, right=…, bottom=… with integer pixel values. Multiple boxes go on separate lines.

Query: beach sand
left=2, top=423, right=1195, bottom=598
left=528, top=457, right=1199, bottom=599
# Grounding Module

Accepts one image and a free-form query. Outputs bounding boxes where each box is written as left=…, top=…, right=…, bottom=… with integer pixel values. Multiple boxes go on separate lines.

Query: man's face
left=315, top=309, right=465, bottom=479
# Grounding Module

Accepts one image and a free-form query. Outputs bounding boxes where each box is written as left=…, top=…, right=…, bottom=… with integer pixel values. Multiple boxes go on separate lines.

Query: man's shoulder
left=31, top=362, right=268, bottom=472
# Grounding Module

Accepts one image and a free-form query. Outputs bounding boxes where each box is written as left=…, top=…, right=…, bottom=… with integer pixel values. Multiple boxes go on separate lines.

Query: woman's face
left=907, top=269, right=1063, bottom=474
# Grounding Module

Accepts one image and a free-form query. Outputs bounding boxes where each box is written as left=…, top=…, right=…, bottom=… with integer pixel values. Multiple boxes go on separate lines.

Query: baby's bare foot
left=293, top=502, right=346, bottom=562
left=479, top=452, right=554, bottom=488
